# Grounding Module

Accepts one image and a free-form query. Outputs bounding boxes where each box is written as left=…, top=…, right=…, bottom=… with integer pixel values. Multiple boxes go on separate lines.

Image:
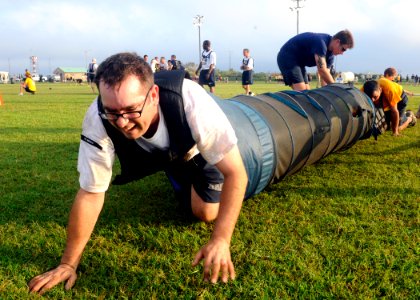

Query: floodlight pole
left=290, top=0, right=305, bottom=34
left=193, top=15, right=204, bottom=63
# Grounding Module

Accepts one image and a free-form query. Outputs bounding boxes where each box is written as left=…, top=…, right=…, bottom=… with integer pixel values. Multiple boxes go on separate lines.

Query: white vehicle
left=31, top=74, right=40, bottom=82
left=48, top=74, right=61, bottom=82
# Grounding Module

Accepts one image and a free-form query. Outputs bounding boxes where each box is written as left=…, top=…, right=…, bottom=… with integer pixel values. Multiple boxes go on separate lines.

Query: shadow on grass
left=0, top=139, right=193, bottom=228
left=361, top=140, right=420, bottom=156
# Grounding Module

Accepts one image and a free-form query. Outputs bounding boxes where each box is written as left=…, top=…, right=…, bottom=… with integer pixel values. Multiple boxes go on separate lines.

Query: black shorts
left=165, top=154, right=224, bottom=207
left=25, top=87, right=35, bottom=94
left=242, top=70, right=254, bottom=85
left=277, top=51, right=307, bottom=86
left=199, top=69, right=216, bottom=87
left=87, top=74, right=95, bottom=83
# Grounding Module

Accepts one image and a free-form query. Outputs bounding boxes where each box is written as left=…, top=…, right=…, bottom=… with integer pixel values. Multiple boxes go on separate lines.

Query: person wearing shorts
left=19, top=71, right=36, bottom=95
left=241, top=48, right=254, bottom=96
left=196, top=40, right=216, bottom=93
left=363, top=68, right=415, bottom=136
left=87, top=58, right=98, bottom=93
left=277, top=30, right=354, bottom=91
left=28, top=52, right=247, bottom=294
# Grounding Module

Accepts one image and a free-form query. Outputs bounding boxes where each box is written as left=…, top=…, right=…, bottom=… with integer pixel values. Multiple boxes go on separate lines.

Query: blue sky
left=1, top=0, right=419, bottom=76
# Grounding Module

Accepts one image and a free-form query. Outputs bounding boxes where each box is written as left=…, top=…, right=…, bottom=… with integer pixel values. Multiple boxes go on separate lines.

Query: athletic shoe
left=406, top=110, right=417, bottom=127
left=248, top=92, right=255, bottom=96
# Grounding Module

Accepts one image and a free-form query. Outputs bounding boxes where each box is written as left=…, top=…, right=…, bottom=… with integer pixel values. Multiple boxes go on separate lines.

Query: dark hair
left=363, top=80, right=380, bottom=98
left=384, top=67, right=397, bottom=77
left=94, top=52, right=153, bottom=91
left=332, top=29, right=354, bottom=48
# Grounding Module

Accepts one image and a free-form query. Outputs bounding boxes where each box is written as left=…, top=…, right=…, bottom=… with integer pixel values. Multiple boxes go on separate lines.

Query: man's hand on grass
left=192, top=237, right=235, bottom=284
left=28, top=264, right=77, bottom=295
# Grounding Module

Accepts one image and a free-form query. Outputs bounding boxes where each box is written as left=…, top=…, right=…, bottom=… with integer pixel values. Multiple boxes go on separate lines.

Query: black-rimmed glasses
left=99, top=86, right=153, bottom=120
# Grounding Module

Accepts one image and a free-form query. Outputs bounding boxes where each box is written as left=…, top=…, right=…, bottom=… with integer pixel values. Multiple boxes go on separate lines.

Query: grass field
left=0, top=81, right=419, bottom=299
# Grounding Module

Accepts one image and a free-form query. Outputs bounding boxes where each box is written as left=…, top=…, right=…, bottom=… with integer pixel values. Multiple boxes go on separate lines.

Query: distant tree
left=183, top=62, right=198, bottom=76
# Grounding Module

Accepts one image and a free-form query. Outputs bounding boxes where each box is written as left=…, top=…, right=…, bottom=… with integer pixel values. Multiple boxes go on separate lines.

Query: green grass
left=0, top=81, right=419, bottom=299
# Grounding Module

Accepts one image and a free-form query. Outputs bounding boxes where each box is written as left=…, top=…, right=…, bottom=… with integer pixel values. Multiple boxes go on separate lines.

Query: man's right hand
left=28, top=264, right=77, bottom=295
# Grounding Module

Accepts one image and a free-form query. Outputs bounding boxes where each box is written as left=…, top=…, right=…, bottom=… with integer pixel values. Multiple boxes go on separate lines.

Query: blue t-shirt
left=279, top=32, right=334, bottom=68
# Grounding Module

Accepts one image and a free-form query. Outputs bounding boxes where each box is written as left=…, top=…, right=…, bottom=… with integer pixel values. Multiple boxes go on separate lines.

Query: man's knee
left=191, top=187, right=219, bottom=222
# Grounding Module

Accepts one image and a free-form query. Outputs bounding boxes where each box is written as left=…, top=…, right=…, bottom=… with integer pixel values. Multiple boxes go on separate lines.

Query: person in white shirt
left=150, top=56, right=159, bottom=73
left=28, top=52, right=247, bottom=294
left=87, top=58, right=98, bottom=93
left=240, top=48, right=254, bottom=96
left=195, top=40, right=217, bottom=93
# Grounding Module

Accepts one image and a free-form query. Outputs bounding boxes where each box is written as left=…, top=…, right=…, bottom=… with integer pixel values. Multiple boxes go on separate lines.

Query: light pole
left=290, top=0, right=305, bottom=34
left=193, top=15, right=204, bottom=63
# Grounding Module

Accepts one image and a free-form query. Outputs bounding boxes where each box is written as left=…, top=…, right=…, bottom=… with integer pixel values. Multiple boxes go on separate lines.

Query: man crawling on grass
left=28, top=52, right=248, bottom=294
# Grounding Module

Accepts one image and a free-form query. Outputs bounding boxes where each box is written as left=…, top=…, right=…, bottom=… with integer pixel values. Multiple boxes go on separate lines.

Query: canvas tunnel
left=213, top=83, right=375, bottom=199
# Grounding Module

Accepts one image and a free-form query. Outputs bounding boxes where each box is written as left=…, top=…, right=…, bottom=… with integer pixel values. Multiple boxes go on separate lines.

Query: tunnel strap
left=266, top=92, right=308, bottom=118
left=283, top=90, right=325, bottom=112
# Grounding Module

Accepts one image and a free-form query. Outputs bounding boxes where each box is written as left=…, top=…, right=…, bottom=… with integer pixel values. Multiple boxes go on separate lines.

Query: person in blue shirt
left=277, top=30, right=354, bottom=91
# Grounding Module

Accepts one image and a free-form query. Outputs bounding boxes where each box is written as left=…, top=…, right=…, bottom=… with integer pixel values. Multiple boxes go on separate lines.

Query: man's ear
left=150, top=84, right=160, bottom=106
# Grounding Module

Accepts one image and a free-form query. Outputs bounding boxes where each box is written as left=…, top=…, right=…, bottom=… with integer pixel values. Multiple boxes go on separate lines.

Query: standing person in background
left=240, top=48, right=254, bottom=96
left=150, top=56, right=159, bottom=73
left=277, top=30, right=354, bottom=91
left=19, top=71, right=36, bottom=95
left=159, top=57, right=168, bottom=71
left=87, top=58, right=98, bottom=93
left=143, top=55, right=149, bottom=64
left=169, top=54, right=184, bottom=71
left=195, top=40, right=216, bottom=93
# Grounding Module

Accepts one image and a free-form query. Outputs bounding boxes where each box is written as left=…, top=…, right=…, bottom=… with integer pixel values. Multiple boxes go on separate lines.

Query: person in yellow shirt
left=364, top=67, right=414, bottom=136
left=362, top=67, right=414, bottom=136
left=19, top=71, right=37, bottom=95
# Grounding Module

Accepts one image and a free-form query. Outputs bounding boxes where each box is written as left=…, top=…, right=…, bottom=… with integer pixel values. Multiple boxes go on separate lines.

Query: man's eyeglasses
left=99, top=86, right=153, bottom=121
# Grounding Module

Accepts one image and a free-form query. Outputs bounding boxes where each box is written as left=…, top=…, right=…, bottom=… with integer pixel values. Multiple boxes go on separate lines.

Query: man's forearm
left=390, top=108, right=399, bottom=134
left=212, top=146, right=247, bottom=243
left=211, top=172, right=246, bottom=243
left=318, top=68, right=334, bottom=85
left=61, top=189, right=105, bottom=268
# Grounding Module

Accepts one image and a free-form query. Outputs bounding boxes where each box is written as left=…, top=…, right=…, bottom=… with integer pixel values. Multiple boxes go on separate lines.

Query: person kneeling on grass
left=362, top=73, right=416, bottom=136
left=19, top=71, right=36, bottom=95
left=28, top=52, right=248, bottom=295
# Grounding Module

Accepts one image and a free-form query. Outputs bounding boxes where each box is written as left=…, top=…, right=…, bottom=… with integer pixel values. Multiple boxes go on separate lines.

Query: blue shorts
left=165, top=154, right=224, bottom=213
left=242, top=70, right=254, bottom=85
left=199, top=69, right=216, bottom=87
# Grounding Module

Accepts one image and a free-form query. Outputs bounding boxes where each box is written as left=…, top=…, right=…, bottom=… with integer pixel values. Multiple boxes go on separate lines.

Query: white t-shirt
left=150, top=59, right=158, bottom=73
left=77, top=78, right=237, bottom=193
left=201, top=50, right=216, bottom=70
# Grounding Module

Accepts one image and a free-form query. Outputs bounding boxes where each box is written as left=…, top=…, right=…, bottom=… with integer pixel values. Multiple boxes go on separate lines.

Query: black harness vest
left=97, top=70, right=195, bottom=185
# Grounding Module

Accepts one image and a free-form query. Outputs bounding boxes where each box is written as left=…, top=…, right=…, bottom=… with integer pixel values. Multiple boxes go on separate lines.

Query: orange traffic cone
left=0, top=94, right=3, bottom=106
